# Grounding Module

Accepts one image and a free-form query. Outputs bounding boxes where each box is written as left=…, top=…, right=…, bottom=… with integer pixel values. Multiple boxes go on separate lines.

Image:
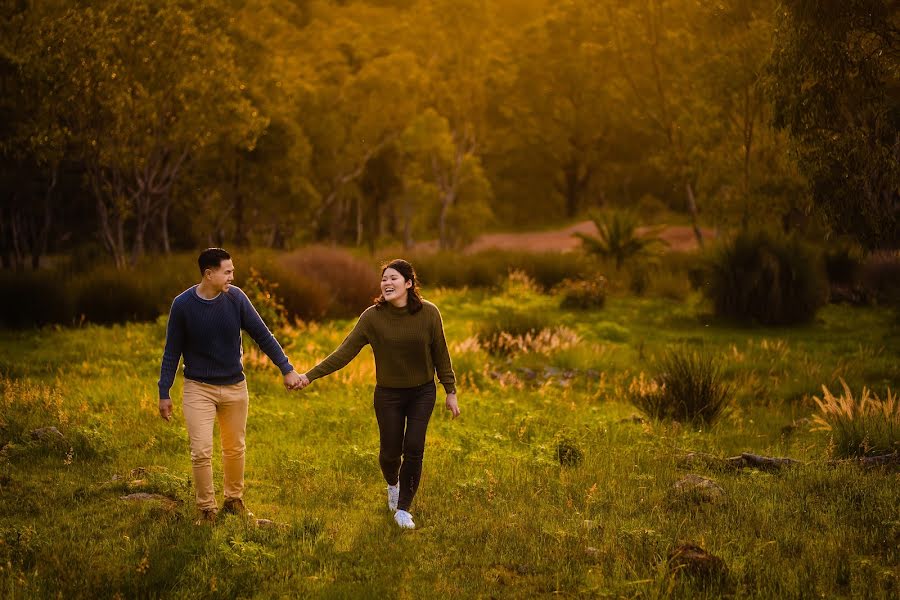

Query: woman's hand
left=445, top=393, right=460, bottom=419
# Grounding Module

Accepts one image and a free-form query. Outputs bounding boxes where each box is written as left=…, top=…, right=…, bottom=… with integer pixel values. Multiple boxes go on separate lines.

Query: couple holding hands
left=158, top=248, right=459, bottom=530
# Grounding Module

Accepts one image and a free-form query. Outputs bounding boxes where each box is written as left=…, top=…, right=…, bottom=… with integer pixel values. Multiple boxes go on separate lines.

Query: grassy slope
left=0, top=290, right=898, bottom=598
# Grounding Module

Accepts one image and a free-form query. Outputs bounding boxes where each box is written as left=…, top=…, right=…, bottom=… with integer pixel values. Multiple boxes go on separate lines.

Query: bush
left=557, top=277, right=607, bottom=310
left=554, top=433, right=584, bottom=467
left=824, top=245, right=863, bottom=287
left=246, top=260, right=330, bottom=322
left=629, top=350, right=733, bottom=425
left=476, top=311, right=551, bottom=355
left=241, top=267, right=288, bottom=331
left=706, top=229, right=828, bottom=325
left=576, top=211, right=667, bottom=270
left=277, top=247, right=378, bottom=319
left=812, top=379, right=899, bottom=458
left=71, top=269, right=164, bottom=324
left=0, top=271, right=72, bottom=328
left=860, top=251, right=900, bottom=306
left=409, top=249, right=596, bottom=291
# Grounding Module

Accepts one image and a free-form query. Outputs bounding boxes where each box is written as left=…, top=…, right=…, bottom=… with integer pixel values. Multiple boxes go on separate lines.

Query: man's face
left=206, top=259, right=234, bottom=293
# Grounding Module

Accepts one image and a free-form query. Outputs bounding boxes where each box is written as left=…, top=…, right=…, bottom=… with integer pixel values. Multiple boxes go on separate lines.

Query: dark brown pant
left=373, top=381, right=436, bottom=512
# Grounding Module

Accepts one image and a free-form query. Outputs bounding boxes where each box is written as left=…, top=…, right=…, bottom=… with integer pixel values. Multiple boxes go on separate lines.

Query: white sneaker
left=394, top=509, right=415, bottom=529
left=387, top=483, right=399, bottom=512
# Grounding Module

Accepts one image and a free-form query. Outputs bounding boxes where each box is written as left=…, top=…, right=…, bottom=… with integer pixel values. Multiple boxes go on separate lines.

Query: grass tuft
left=811, top=378, right=899, bottom=457
left=629, top=350, right=733, bottom=426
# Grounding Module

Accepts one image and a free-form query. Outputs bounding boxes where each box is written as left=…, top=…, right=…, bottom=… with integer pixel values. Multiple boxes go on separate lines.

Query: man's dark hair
left=198, top=248, right=231, bottom=276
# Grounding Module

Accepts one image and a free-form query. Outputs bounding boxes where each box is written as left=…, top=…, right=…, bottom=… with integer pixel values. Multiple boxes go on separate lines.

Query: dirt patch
left=406, top=222, right=715, bottom=255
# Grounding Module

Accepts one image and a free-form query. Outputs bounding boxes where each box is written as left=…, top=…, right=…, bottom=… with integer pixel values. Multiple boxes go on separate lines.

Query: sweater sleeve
left=237, top=288, right=293, bottom=375
left=306, top=313, right=371, bottom=381
left=430, top=305, right=456, bottom=395
left=158, top=300, right=185, bottom=400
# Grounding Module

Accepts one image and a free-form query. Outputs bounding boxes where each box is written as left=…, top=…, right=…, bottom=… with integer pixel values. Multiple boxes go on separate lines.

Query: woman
left=298, top=259, right=460, bottom=529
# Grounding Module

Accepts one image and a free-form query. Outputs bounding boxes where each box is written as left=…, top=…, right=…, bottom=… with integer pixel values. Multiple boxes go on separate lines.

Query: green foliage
left=706, top=229, right=828, bottom=325
left=71, top=270, right=164, bottom=325
left=410, top=249, right=596, bottom=290
left=0, top=271, right=71, bottom=328
left=860, top=252, right=900, bottom=306
left=824, top=246, right=863, bottom=287
left=576, top=212, right=667, bottom=270
left=812, top=380, right=899, bottom=458
left=241, top=268, right=288, bottom=332
left=277, top=247, right=377, bottom=319
left=556, top=277, right=607, bottom=310
left=629, top=350, right=733, bottom=426
left=0, top=291, right=898, bottom=598
left=554, top=432, right=584, bottom=467
left=769, top=0, right=900, bottom=250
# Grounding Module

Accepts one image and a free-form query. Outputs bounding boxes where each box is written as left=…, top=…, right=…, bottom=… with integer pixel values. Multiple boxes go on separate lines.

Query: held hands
left=284, top=370, right=310, bottom=391
left=445, top=392, right=460, bottom=419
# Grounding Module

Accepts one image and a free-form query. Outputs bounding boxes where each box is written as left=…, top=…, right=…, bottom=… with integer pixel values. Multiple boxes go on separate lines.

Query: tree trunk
left=0, top=204, right=10, bottom=269
left=684, top=182, right=703, bottom=248
left=741, top=86, right=754, bottom=230
left=233, top=160, right=246, bottom=248
left=355, top=194, right=364, bottom=247
left=32, top=167, right=56, bottom=270
left=438, top=190, right=454, bottom=250
left=160, top=200, right=171, bottom=254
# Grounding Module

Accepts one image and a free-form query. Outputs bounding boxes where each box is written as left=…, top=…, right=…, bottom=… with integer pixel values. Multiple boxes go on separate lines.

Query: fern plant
left=575, top=211, right=667, bottom=270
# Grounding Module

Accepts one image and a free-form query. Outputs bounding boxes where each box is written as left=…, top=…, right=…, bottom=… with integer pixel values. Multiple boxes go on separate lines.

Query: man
left=158, top=248, right=304, bottom=523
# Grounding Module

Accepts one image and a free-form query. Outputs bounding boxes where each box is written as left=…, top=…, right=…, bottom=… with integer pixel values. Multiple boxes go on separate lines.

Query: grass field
left=1, top=286, right=898, bottom=599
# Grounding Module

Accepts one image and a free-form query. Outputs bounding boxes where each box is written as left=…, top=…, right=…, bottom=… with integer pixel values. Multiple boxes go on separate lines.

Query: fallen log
left=736, top=452, right=803, bottom=471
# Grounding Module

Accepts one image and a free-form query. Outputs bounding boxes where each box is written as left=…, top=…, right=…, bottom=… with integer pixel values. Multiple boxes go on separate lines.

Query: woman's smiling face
left=381, top=267, right=412, bottom=306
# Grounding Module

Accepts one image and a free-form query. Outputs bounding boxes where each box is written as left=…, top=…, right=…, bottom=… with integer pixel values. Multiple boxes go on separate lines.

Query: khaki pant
left=182, top=379, right=249, bottom=510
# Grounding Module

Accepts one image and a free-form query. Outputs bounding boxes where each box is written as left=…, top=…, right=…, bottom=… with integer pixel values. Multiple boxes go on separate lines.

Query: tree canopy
left=1, top=0, right=895, bottom=268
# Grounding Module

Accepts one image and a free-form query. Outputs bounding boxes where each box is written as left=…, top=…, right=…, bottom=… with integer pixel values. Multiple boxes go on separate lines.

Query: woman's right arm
left=304, top=313, right=371, bottom=382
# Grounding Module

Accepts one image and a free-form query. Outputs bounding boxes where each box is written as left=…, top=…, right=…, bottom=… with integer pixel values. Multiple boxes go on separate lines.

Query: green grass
left=0, top=289, right=898, bottom=598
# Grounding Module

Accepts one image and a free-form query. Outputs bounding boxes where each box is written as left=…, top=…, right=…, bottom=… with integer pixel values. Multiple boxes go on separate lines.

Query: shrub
left=476, top=311, right=551, bottom=355
left=245, top=260, right=330, bottom=322
left=557, top=276, right=607, bottom=310
left=277, top=247, right=378, bottom=318
left=824, top=245, right=863, bottom=287
left=71, top=269, right=163, bottom=324
left=629, top=350, right=733, bottom=425
left=706, top=229, right=828, bottom=325
left=241, top=267, right=288, bottom=331
left=812, top=379, right=899, bottom=458
left=0, top=271, right=72, bottom=327
left=554, top=433, right=584, bottom=467
left=575, top=211, right=667, bottom=270
left=409, top=249, right=596, bottom=291
left=860, top=251, right=900, bottom=306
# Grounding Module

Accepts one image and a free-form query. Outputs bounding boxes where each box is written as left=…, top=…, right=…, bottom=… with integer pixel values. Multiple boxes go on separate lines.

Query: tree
left=504, top=0, right=616, bottom=219
left=769, top=0, right=899, bottom=250
left=404, top=0, right=502, bottom=248
left=605, top=0, right=710, bottom=246
left=399, top=109, right=493, bottom=249
left=29, top=0, right=265, bottom=267
left=692, top=0, right=805, bottom=231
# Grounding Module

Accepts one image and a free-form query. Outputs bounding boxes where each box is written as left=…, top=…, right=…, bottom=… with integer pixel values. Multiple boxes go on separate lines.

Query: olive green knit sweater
left=306, top=300, right=456, bottom=394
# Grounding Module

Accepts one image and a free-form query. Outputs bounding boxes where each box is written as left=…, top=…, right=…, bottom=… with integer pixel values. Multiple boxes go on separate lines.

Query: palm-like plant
left=575, top=211, right=668, bottom=269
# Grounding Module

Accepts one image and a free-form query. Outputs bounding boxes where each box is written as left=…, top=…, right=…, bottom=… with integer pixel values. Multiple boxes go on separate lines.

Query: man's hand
left=284, top=370, right=303, bottom=390
left=159, top=398, right=173, bottom=421
left=445, top=393, right=460, bottom=419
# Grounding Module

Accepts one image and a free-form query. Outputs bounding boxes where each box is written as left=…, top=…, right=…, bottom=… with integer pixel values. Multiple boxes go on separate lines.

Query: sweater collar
left=385, top=302, right=409, bottom=316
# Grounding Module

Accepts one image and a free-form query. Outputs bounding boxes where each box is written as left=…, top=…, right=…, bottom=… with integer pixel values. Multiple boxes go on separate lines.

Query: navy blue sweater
left=158, top=285, right=293, bottom=399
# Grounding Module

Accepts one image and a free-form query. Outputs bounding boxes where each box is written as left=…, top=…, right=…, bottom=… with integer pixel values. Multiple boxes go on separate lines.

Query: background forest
left=1, top=0, right=897, bottom=271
